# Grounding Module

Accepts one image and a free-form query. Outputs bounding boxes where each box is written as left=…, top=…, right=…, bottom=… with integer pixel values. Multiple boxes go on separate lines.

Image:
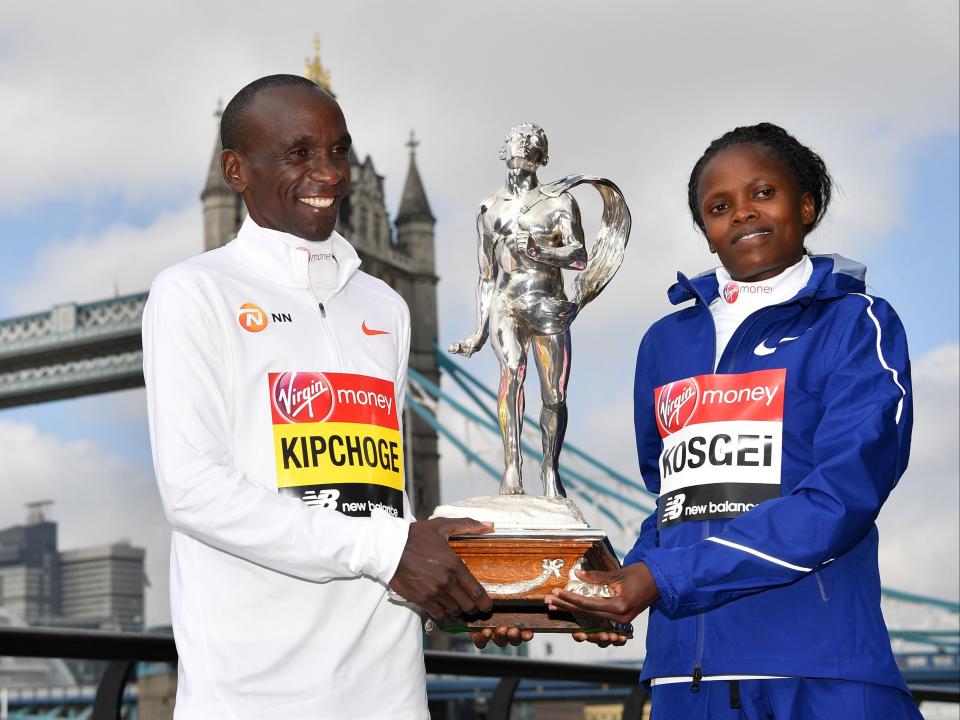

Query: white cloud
left=877, top=343, right=960, bottom=602
left=0, top=1, right=955, bottom=233
left=0, top=419, right=171, bottom=627
left=2, top=205, right=201, bottom=314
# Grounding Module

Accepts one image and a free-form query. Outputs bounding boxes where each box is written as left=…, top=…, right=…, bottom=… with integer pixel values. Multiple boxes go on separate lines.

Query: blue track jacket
left=625, top=254, right=913, bottom=691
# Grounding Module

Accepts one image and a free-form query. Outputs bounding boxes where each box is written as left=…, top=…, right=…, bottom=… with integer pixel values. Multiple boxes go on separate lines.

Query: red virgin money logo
left=656, top=377, right=700, bottom=435
left=272, top=372, right=333, bottom=423
left=723, top=282, right=739, bottom=303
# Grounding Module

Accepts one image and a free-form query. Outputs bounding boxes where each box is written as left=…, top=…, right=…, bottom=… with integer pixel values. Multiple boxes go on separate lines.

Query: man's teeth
left=299, top=197, right=334, bottom=208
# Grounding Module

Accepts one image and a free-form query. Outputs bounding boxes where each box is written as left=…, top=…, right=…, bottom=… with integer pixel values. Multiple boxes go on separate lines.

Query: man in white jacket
left=143, top=74, right=491, bottom=720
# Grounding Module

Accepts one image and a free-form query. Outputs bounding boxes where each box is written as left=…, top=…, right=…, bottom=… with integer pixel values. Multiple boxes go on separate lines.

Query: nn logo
left=238, top=303, right=293, bottom=333
left=662, top=493, right=686, bottom=522
left=239, top=303, right=268, bottom=333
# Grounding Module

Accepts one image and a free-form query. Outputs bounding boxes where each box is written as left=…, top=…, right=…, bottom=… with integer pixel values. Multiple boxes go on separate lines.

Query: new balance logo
left=662, top=493, right=686, bottom=522
left=302, top=489, right=340, bottom=510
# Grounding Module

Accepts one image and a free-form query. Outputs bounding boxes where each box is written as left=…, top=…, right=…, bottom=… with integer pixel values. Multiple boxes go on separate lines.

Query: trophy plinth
left=430, top=497, right=631, bottom=635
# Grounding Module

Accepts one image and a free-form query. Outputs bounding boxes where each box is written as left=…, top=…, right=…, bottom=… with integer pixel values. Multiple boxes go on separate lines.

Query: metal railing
left=4, top=626, right=958, bottom=718
left=0, top=626, right=647, bottom=719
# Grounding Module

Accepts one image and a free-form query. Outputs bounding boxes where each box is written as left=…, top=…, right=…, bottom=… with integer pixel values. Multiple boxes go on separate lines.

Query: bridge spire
left=397, top=129, right=433, bottom=225
left=305, top=34, right=333, bottom=94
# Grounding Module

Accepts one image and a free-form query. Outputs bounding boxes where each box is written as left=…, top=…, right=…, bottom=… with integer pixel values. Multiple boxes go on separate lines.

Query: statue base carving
left=429, top=497, right=632, bottom=635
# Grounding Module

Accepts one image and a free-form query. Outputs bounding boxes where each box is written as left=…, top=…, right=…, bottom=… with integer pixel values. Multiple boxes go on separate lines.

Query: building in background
left=0, top=501, right=60, bottom=625
left=200, top=39, right=442, bottom=522
left=59, top=543, right=146, bottom=630
left=0, top=504, right=145, bottom=632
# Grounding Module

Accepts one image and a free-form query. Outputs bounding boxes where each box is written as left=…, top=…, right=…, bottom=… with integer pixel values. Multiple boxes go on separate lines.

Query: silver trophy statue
left=425, top=123, right=633, bottom=633
left=430, top=123, right=632, bottom=634
left=449, top=122, right=631, bottom=498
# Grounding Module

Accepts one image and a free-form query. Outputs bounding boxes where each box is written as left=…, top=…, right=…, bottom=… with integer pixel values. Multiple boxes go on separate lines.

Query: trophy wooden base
left=433, top=531, right=631, bottom=635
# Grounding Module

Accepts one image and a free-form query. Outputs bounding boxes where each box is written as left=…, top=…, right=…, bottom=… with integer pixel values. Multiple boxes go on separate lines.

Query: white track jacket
left=143, top=217, right=427, bottom=719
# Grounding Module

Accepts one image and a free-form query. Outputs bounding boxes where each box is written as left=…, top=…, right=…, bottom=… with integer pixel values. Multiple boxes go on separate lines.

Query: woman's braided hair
left=687, top=122, right=833, bottom=235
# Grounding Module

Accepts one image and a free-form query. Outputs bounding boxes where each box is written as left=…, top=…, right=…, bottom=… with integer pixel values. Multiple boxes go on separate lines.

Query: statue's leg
left=489, top=303, right=529, bottom=495
left=532, top=331, right=571, bottom=498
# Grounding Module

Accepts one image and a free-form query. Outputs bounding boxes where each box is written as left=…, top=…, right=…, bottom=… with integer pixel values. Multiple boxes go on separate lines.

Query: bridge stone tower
left=199, top=47, right=441, bottom=522
left=200, top=101, right=246, bottom=253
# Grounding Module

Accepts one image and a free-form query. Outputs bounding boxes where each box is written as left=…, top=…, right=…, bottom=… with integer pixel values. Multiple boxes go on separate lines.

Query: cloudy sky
left=0, top=0, right=956, bottom=661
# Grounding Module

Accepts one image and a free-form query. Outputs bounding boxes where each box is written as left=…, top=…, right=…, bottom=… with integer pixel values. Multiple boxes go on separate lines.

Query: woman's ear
left=800, top=192, right=816, bottom=226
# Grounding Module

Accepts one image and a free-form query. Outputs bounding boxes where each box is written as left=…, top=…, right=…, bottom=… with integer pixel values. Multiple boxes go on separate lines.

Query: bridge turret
left=200, top=101, right=245, bottom=251
left=395, top=131, right=440, bottom=522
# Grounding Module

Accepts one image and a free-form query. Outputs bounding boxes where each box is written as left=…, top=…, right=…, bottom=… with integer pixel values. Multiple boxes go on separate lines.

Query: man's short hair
left=220, top=74, right=325, bottom=151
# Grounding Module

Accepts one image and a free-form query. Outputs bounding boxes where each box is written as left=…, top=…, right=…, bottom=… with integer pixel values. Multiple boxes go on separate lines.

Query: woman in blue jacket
left=547, top=123, right=920, bottom=719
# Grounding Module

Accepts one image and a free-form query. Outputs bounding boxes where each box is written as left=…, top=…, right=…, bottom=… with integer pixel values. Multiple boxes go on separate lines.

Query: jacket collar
left=231, top=215, right=362, bottom=292
left=667, top=254, right=867, bottom=307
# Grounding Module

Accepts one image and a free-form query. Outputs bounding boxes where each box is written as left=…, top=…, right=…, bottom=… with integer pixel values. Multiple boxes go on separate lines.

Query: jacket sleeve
left=624, top=333, right=663, bottom=567
left=641, top=296, right=913, bottom=615
left=143, top=271, right=410, bottom=585
left=394, top=301, right=418, bottom=520
left=622, top=333, right=673, bottom=615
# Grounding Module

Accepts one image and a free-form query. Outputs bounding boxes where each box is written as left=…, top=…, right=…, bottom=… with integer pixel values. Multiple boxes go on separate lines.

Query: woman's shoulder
left=823, top=290, right=905, bottom=328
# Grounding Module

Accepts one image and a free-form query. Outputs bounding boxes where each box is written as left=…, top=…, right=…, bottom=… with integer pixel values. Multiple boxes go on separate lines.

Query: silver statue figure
left=449, top=123, right=631, bottom=498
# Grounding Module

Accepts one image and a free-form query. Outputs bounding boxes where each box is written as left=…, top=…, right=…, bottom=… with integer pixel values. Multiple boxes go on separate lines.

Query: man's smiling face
left=225, top=84, right=351, bottom=242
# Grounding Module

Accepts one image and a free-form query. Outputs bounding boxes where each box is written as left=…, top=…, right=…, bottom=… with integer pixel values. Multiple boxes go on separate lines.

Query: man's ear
left=222, top=149, right=247, bottom=193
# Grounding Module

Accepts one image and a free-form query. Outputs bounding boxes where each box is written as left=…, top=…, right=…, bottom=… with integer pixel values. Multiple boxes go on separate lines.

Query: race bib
left=269, top=372, right=404, bottom=518
left=654, top=369, right=785, bottom=528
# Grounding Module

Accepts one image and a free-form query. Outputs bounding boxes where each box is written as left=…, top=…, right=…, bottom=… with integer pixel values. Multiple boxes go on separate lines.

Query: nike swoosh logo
left=754, top=336, right=800, bottom=356
left=361, top=321, right=390, bottom=336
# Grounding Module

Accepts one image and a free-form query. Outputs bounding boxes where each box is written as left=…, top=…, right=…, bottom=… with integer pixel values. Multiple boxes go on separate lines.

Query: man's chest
left=220, top=280, right=402, bottom=384
left=211, top=276, right=408, bottom=515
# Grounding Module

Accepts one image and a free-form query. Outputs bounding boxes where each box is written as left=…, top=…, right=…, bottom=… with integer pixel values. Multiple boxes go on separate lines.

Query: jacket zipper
left=815, top=571, right=829, bottom=602
left=680, top=279, right=817, bottom=690
left=690, top=300, right=770, bottom=690
left=312, top=296, right=346, bottom=370
left=690, top=299, right=718, bottom=692
left=692, top=518, right=709, bottom=692
left=718, top=306, right=773, bottom=373
left=692, top=305, right=771, bottom=689
left=691, top=663, right=703, bottom=693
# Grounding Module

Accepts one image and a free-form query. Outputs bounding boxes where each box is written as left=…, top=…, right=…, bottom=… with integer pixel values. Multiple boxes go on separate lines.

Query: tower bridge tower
left=200, top=43, right=441, bottom=521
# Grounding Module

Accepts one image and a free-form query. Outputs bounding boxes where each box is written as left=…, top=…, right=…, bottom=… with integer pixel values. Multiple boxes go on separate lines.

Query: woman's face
left=696, top=143, right=815, bottom=282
